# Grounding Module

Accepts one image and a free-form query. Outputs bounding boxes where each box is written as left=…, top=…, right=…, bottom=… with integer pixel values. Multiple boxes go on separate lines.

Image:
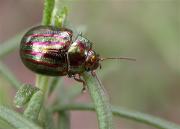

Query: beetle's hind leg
left=73, top=74, right=87, bottom=93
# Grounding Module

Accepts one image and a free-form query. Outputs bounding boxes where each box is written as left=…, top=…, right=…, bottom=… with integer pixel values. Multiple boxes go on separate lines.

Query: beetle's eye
left=91, top=56, right=96, bottom=62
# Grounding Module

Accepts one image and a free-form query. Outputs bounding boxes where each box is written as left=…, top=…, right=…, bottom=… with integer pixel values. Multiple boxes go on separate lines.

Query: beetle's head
left=84, top=50, right=136, bottom=72
left=85, top=50, right=100, bottom=71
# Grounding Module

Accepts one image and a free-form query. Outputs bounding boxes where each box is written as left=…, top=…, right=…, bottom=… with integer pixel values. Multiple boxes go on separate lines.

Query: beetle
left=20, top=25, right=135, bottom=91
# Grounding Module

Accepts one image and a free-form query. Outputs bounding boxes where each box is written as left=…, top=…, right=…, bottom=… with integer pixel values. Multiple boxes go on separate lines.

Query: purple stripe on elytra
left=27, top=34, right=66, bottom=39
left=23, top=50, right=59, bottom=57
left=24, top=50, right=46, bottom=57
left=25, top=41, right=66, bottom=46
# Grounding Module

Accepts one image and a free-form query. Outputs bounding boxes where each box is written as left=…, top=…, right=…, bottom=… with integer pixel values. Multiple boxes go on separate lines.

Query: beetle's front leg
left=73, top=74, right=86, bottom=93
left=66, top=52, right=71, bottom=72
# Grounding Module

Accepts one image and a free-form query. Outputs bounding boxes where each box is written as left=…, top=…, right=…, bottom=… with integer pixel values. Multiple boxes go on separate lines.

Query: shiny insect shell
left=20, top=25, right=100, bottom=77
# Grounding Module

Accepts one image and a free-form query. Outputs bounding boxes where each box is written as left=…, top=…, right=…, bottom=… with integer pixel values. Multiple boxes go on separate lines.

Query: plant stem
left=82, top=72, right=113, bottom=129
left=42, top=0, right=55, bottom=26
left=37, top=76, right=50, bottom=100
left=36, top=0, right=55, bottom=95
left=38, top=108, right=55, bottom=129
left=53, top=103, right=180, bottom=129
left=24, top=0, right=55, bottom=122
left=58, top=111, right=70, bottom=129
left=36, top=0, right=55, bottom=94
left=51, top=3, right=70, bottom=129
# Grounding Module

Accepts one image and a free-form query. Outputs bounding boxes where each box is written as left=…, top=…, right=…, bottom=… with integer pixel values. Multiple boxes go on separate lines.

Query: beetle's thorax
left=67, top=35, right=99, bottom=74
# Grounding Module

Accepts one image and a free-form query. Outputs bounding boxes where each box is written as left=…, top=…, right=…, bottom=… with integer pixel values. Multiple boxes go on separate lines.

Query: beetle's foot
left=91, top=70, right=96, bottom=76
left=81, top=85, right=86, bottom=93
left=99, top=63, right=102, bottom=69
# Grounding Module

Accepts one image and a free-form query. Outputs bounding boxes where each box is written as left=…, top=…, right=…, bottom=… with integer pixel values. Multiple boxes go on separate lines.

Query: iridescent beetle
left=20, top=25, right=135, bottom=91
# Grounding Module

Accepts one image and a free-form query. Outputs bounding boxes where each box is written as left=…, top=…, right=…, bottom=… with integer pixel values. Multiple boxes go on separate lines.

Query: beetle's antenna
left=100, top=57, right=136, bottom=61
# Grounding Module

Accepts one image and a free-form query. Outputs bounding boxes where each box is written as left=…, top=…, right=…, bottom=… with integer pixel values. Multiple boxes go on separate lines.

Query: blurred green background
left=0, top=0, right=179, bottom=129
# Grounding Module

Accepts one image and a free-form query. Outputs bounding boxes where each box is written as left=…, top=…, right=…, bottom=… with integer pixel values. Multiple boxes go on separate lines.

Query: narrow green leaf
left=0, top=118, right=16, bottom=129
left=58, top=111, right=70, bottom=129
left=112, top=106, right=180, bottom=129
left=0, top=62, right=21, bottom=89
left=0, top=106, right=42, bottom=129
left=14, top=84, right=39, bottom=108
left=38, top=108, right=55, bottom=129
left=24, top=91, right=43, bottom=122
left=82, top=72, right=113, bottom=129
left=52, top=6, right=68, bottom=27
left=54, top=103, right=180, bottom=129
left=42, top=0, right=55, bottom=26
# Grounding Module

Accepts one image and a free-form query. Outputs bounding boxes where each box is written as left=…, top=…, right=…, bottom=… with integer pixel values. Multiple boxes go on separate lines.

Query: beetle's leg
left=74, top=74, right=86, bottom=93
left=99, top=63, right=102, bottom=69
left=91, top=70, right=96, bottom=76
left=66, top=52, right=71, bottom=72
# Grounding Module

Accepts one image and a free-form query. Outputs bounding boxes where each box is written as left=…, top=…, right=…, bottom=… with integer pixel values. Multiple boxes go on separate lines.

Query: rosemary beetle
left=20, top=25, right=135, bottom=91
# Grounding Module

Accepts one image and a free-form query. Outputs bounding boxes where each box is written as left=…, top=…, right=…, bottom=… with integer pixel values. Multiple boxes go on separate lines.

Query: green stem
left=42, top=0, right=55, bottom=26
left=37, top=75, right=49, bottom=98
left=24, top=0, right=55, bottom=122
left=58, top=111, right=70, bottom=129
left=51, top=3, right=70, bottom=129
left=36, top=0, right=55, bottom=92
left=56, top=81, right=70, bottom=129
left=53, top=103, right=180, bottom=129
left=36, top=0, right=55, bottom=98
left=82, top=72, right=113, bottom=129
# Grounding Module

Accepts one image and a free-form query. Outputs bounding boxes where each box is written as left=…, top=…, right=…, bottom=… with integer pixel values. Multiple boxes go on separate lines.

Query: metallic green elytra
left=20, top=25, right=100, bottom=77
